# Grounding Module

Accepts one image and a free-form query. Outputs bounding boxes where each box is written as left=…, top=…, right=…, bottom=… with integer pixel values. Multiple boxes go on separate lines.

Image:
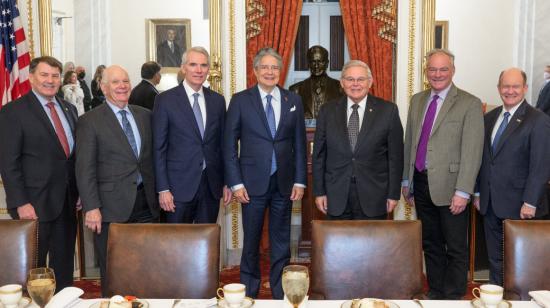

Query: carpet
left=73, top=254, right=480, bottom=300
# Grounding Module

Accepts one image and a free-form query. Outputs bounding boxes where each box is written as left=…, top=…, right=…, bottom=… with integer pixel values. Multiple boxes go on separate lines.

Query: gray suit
left=75, top=102, right=159, bottom=294
left=403, top=83, right=484, bottom=298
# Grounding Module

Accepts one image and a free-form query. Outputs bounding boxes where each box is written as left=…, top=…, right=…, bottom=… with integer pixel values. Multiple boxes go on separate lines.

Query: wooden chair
left=310, top=220, right=424, bottom=300
left=0, top=219, right=38, bottom=287
left=105, top=223, right=220, bottom=298
left=504, top=220, right=550, bottom=300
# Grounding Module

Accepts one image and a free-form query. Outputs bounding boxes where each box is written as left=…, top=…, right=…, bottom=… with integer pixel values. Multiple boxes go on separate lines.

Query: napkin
left=530, top=290, right=550, bottom=307
left=282, top=295, right=308, bottom=308
left=174, top=298, right=217, bottom=308
left=44, top=287, right=83, bottom=308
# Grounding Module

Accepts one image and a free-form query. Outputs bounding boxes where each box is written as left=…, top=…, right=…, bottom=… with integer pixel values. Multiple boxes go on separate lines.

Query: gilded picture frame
left=147, top=18, right=192, bottom=73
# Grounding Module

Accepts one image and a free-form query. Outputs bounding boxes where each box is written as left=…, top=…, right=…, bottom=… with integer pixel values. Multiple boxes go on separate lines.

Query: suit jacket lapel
left=276, top=87, right=290, bottom=138
left=493, top=101, right=527, bottom=156
left=177, top=85, right=203, bottom=139
left=431, top=84, right=457, bottom=136
left=203, top=88, right=215, bottom=139
left=485, top=106, right=500, bottom=159
left=57, top=98, right=77, bottom=132
left=354, top=96, right=376, bottom=153
left=128, top=105, right=146, bottom=159
left=412, top=91, right=430, bottom=148
left=335, top=97, right=353, bottom=153
left=249, top=86, right=273, bottom=139
left=28, top=93, right=68, bottom=157
left=101, top=104, right=136, bottom=159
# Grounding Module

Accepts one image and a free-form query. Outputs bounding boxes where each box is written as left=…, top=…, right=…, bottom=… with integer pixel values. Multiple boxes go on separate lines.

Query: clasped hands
left=232, top=185, right=304, bottom=205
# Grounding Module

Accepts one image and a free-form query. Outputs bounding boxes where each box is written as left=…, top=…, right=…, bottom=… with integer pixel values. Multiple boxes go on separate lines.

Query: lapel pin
left=516, top=119, right=521, bottom=123
left=369, top=108, right=373, bottom=112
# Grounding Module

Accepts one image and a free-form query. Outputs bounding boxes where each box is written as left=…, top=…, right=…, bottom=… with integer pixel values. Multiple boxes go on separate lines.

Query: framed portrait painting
left=147, top=18, right=191, bottom=72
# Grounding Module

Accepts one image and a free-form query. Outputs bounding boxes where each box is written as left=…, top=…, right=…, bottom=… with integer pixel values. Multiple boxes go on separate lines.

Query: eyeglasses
left=342, top=77, right=370, bottom=84
left=257, top=65, right=281, bottom=71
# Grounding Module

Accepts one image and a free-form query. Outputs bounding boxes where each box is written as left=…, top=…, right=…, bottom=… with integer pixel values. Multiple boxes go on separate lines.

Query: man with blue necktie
left=224, top=47, right=307, bottom=299
left=153, top=46, right=231, bottom=224
left=402, top=49, right=484, bottom=299
left=474, top=68, right=550, bottom=286
left=76, top=65, right=159, bottom=295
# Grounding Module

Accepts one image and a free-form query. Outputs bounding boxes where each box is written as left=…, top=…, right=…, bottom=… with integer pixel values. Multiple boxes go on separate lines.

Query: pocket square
left=290, top=106, right=296, bottom=112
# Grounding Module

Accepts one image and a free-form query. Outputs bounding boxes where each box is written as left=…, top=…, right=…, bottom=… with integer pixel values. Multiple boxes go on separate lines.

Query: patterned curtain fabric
left=340, top=0, right=395, bottom=101
left=246, top=0, right=303, bottom=88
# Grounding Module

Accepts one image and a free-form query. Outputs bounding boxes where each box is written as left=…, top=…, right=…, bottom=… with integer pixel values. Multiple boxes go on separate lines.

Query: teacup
left=0, top=284, right=23, bottom=308
left=217, top=283, right=246, bottom=307
left=472, top=284, right=504, bottom=307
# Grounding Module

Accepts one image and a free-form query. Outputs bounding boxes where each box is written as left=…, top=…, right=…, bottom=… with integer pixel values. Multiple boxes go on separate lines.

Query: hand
left=473, top=195, right=480, bottom=211
left=17, top=203, right=38, bottom=220
left=386, top=199, right=398, bottom=213
left=76, top=197, right=82, bottom=211
left=159, top=191, right=175, bottom=212
left=234, top=187, right=250, bottom=204
left=401, top=187, right=415, bottom=207
left=520, top=203, right=536, bottom=219
left=315, top=196, right=328, bottom=214
left=290, top=186, right=304, bottom=201
left=449, top=194, right=468, bottom=215
left=222, top=186, right=233, bottom=206
left=85, top=209, right=102, bottom=234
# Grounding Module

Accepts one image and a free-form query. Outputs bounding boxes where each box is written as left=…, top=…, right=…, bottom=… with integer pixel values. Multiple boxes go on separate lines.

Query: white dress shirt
left=183, top=80, right=207, bottom=127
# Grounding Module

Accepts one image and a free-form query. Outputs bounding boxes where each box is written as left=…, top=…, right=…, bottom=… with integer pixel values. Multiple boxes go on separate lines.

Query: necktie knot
left=503, top=111, right=510, bottom=119
left=193, top=93, right=200, bottom=100
left=266, top=94, right=273, bottom=105
left=46, top=101, right=55, bottom=109
left=351, top=104, right=359, bottom=110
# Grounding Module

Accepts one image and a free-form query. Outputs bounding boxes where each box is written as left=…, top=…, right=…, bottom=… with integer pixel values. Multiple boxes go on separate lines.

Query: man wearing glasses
left=402, top=49, right=484, bottom=299
left=224, top=47, right=307, bottom=299
left=312, top=60, right=403, bottom=220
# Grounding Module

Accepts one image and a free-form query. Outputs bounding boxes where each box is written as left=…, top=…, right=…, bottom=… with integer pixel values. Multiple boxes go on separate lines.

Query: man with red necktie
left=0, top=56, right=79, bottom=291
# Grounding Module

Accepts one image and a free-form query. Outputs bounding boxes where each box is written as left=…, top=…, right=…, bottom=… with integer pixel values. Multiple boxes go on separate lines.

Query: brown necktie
left=46, top=102, right=70, bottom=158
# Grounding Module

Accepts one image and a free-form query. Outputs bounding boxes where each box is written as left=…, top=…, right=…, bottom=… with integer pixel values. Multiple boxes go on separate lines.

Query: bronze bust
left=289, top=45, right=342, bottom=119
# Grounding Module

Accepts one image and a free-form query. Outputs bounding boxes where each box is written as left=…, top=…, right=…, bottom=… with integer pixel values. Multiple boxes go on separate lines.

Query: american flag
left=1, top=0, right=31, bottom=107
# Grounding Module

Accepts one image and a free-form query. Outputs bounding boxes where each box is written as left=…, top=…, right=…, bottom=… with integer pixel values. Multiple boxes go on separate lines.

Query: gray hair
left=425, top=48, right=455, bottom=67
left=341, top=60, right=372, bottom=79
left=253, top=47, right=283, bottom=69
left=181, top=46, right=210, bottom=66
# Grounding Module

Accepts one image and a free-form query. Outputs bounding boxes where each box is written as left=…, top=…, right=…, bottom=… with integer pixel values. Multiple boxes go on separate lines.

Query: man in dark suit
left=153, top=47, right=231, bottom=223
left=224, top=47, right=307, bottom=299
left=474, top=68, right=550, bottom=286
left=76, top=66, right=92, bottom=112
left=157, top=29, right=183, bottom=67
left=289, top=45, right=342, bottom=119
left=402, top=49, right=484, bottom=299
left=76, top=65, right=159, bottom=295
left=129, top=61, right=161, bottom=110
left=312, top=60, right=403, bottom=219
left=536, top=65, right=550, bottom=116
left=0, top=56, right=78, bottom=290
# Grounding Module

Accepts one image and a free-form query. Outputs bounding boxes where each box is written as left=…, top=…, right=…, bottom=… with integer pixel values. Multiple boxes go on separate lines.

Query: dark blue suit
left=224, top=85, right=307, bottom=299
left=536, top=82, right=550, bottom=116
left=477, top=101, right=550, bottom=285
left=153, top=84, right=226, bottom=223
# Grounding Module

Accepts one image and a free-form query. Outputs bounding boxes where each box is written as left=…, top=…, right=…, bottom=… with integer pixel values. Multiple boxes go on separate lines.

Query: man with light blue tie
left=153, top=46, right=231, bottom=224
left=76, top=65, right=159, bottom=295
left=224, top=47, right=307, bottom=299
left=474, top=68, right=550, bottom=286
left=402, top=49, right=484, bottom=299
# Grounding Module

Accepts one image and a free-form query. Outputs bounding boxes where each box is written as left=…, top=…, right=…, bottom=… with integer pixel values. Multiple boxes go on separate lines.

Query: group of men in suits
left=1, top=47, right=549, bottom=300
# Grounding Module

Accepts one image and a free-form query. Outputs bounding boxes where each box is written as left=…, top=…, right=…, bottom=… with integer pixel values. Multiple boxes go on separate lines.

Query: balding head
left=497, top=67, right=528, bottom=110
left=101, top=65, right=131, bottom=108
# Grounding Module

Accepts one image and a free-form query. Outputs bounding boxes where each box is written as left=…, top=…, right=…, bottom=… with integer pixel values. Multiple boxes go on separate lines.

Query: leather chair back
left=0, top=219, right=38, bottom=287
left=106, top=223, right=220, bottom=298
left=504, top=220, right=550, bottom=300
left=311, top=220, right=423, bottom=300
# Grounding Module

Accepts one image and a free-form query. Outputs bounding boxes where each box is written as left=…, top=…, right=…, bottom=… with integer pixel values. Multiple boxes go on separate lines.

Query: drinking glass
left=27, top=268, right=56, bottom=308
left=282, top=265, right=309, bottom=308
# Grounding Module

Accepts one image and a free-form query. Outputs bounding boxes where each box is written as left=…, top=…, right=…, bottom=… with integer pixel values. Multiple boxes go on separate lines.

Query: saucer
left=0, top=297, right=32, bottom=308
left=470, top=299, right=511, bottom=308
left=217, top=297, right=254, bottom=308
left=341, top=298, right=399, bottom=308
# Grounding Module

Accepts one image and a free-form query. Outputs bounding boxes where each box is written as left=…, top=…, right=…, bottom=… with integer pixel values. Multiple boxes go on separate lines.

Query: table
left=72, top=299, right=541, bottom=308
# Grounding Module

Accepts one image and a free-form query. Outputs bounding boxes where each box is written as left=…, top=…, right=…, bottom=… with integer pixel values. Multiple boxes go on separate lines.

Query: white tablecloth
left=72, top=298, right=541, bottom=308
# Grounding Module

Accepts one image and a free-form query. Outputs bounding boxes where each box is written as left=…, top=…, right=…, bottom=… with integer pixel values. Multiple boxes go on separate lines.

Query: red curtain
left=246, top=0, right=303, bottom=88
left=340, top=0, right=395, bottom=101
